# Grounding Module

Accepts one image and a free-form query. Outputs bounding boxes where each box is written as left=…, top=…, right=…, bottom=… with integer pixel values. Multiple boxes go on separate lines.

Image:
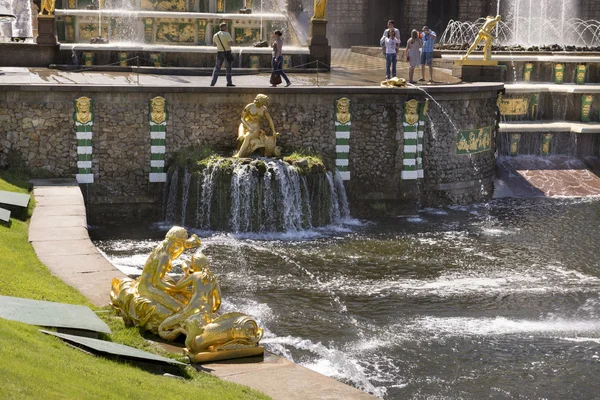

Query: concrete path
left=28, top=179, right=126, bottom=307
left=0, top=48, right=460, bottom=87
left=27, top=179, right=376, bottom=399
left=203, top=353, right=376, bottom=400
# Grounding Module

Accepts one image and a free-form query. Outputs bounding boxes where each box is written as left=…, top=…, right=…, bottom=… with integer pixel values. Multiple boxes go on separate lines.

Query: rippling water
left=92, top=198, right=600, bottom=399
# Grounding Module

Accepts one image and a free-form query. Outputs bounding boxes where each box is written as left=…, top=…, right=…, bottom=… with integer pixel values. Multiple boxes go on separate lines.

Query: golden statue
left=111, top=227, right=264, bottom=363
left=404, top=99, right=419, bottom=125
left=380, top=77, right=407, bottom=88
left=150, top=96, right=167, bottom=125
left=234, top=94, right=281, bottom=158
left=74, top=97, right=93, bottom=125
left=335, top=98, right=351, bottom=125
left=313, top=0, right=328, bottom=20
left=40, top=0, right=56, bottom=15
left=462, top=15, right=502, bottom=61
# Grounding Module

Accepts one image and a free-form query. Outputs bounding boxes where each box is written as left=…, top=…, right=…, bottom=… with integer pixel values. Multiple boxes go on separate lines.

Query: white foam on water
left=263, top=335, right=387, bottom=398
left=409, top=316, right=600, bottom=337
left=560, top=337, right=600, bottom=344
left=421, top=208, right=449, bottom=215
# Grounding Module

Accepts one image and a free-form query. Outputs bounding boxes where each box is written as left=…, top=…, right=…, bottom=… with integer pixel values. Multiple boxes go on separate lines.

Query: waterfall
left=180, top=167, right=192, bottom=226
left=164, top=168, right=179, bottom=223
left=334, top=170, right=351, bottom=219
left=165, top=159, right=351, bottom=233
left=196, top=159, right=223, bottom=229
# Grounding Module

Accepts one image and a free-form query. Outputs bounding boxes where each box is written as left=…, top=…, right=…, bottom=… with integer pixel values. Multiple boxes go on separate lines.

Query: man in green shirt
left=210, top=22, right=235, bottom=87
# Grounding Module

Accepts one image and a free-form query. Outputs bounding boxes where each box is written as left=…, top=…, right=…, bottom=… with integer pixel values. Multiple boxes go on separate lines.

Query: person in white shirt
left=383, top=29, right=400, bottom=79
left=380, top=20, right=401, bottom=47
left=210, top=22, right=235, bottom=87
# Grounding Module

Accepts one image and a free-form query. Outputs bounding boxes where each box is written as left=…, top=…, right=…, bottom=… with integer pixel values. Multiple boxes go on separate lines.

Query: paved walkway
left=0, top=49, right=459, bottom=88
left=27, top=179, right=375, bottom=400
left=28, top=179, right=126, bottom=307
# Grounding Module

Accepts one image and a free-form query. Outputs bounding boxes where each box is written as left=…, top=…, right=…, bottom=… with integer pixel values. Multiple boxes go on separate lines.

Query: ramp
left=495, top=155, right=600, bottom=198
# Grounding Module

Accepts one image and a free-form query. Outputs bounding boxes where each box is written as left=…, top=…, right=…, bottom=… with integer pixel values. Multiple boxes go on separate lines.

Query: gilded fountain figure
left=110, top=226, right=264, bottom=362
left=462, top=15, right=502, bottom=62
left=234, top=94, right=281, bottom=158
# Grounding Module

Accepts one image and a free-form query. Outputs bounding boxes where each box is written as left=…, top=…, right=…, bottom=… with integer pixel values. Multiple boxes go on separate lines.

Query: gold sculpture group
left=234, top=94, right=281, bottom=158
left=110, top=227, right=264, bottom=363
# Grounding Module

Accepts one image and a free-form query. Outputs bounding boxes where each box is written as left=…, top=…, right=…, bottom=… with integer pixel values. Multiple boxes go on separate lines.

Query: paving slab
left=0, top=295, right=111, bottom=334
left=29, top=214, right=87, bottom=228
left=32, top=204, right=87, bottom=216
left=0, top=207, right=10, bottom=222
left=0, top=190, right=30, bottom=208
left=29, top=226, right=91, bottom=242
left=41, top=330, right=185, bottom=366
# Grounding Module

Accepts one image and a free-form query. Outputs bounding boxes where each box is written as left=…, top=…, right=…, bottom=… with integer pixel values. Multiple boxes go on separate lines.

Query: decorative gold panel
left=155, top=21, right=196, bottom=44
left=457, top=126, right=492, bottom=155
left=499, top=98, right=530, bottom=116
left=79, top=23, right=109, bottom=41
left=141, top=0, right=186, bottom=11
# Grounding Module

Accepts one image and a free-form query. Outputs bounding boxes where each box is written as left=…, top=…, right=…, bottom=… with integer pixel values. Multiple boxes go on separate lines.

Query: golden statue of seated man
left=110, top=227, right=263, bottom=362
left=234, top=94, right=281, bottom=158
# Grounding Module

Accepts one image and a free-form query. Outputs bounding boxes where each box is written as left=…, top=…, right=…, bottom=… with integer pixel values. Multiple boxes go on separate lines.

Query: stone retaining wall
left=0, top=85, right=501, bottom=219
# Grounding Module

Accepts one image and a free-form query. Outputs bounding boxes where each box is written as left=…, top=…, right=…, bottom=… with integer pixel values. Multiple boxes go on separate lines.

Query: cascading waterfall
left=164, top=159, right=351, bottom=232
left=164, top=168, right=179, bottom=223
left=180, top=168, right=192, bottom=226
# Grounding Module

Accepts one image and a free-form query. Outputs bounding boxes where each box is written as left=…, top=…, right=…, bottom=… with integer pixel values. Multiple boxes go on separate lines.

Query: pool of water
left=91, top=197, right=600, bottom=399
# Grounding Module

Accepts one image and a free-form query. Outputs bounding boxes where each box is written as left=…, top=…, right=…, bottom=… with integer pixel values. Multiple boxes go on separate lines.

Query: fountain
left=440, top=0, right=600, bottom=48
left=52, top=0, right=310, bottom=67
left=162, top=93, right=351, bottom=233
left=0, top=0, right=33, bottom=42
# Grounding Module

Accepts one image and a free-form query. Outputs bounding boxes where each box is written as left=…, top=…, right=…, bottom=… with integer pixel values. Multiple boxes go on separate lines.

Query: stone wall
left=327, top=0, right=369, bottom=47
left=457, top=0, right=489, bottom=22
left=581, top=0, right=600, bottom=20
left=0, top=85, right=501, bottom=218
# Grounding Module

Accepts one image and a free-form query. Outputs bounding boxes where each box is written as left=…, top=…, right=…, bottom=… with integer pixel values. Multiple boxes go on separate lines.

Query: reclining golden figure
left=110, top=226, right=263, bottom=362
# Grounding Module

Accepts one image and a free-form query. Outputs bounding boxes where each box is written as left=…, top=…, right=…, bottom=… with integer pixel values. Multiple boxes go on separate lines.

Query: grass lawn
left=0, top=170, right=270, bottom=400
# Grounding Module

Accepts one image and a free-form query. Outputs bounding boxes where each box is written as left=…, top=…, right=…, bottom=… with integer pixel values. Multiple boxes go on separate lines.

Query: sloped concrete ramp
left=495, top=156, right=600, bottom=198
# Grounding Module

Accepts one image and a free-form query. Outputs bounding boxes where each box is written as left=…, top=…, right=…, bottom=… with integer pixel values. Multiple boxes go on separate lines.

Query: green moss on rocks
left=283, top=151, right=326, bottom=175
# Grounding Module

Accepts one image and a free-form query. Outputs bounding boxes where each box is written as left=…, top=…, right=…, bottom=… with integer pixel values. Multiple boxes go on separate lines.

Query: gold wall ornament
left=422, top=98, right=429, bottom=116
left=335, top=97, right=351, bottom=125
left=498, top=97, right=530, bottom=116
left=456, top=126, right=492, bottom=155
left=523, top=62, right=533, bottom=82
left=74, top=97, right=93, bottom=125
left=541, top=133, right=552, bottom=155
left=510, top=133, right=520, bottom=155
left=110, top=227, right=264, bottom=363
left=234, top=94, right=281, bottom=158
left=404, top=99, right=419, bottom=125
left=150, top=96, right=167, bottom=124
left=39, top=0, right=56, bottom=15
left=581, top=94, right=594, bottom=122
left=462, top=15, right=502, bottom=61
left=68, top=0, right=76, bottom=8
left=312, top=0, right=328, bottom=19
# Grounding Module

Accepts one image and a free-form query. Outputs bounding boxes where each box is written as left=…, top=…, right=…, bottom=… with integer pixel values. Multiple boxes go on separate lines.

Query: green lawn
left=0, top=171, right=270, bottom=400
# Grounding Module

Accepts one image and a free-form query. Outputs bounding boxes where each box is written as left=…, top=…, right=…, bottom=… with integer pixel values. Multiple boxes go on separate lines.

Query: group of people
left=210, top=22, right=291, bottom=88
left=380, top=20, right=436, bottom=84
